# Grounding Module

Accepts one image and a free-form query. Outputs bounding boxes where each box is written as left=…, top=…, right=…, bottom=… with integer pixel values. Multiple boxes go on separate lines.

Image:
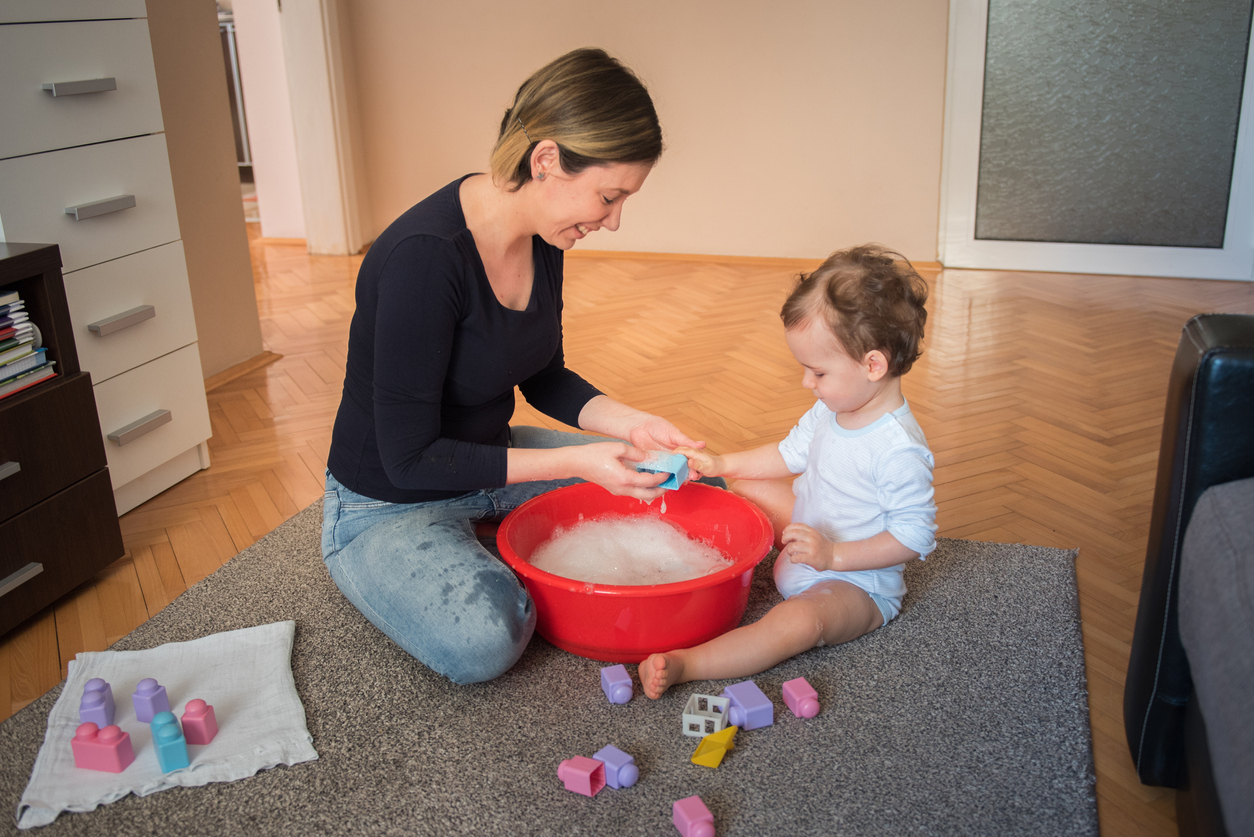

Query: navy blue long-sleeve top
left=328, top=175, right=603, bottom=503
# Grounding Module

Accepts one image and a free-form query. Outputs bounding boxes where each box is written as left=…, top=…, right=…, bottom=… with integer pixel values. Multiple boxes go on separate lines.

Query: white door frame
left=279, top=0, right=368, bottom=255
left=938, top=0, right=1254, bottom=281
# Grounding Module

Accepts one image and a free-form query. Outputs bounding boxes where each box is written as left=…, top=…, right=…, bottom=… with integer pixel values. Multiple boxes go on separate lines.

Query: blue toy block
left=721, top=680, right=774, bottom=731
left=79, top=678, right=115, bottom=728
left=634, top=451, right=689, bottom=490
left=152, top=711, right=190, bottom=773
left=593, top=744, right=639, bottom=789
left=600, top=664, right=633, bottom=704
left=132, top=678, right=170, bottom=723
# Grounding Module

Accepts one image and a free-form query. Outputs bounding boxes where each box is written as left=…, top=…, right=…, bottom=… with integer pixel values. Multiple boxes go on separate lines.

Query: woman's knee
left=424, top=577, right=538, bottom=684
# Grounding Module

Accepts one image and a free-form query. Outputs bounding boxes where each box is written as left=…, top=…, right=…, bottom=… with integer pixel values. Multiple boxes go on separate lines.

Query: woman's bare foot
left=639, top=652, right=686, bottom=699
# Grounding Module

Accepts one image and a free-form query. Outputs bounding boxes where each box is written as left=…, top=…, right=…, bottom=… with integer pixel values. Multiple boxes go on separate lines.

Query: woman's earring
left=536, top=171, right=546, bottom=181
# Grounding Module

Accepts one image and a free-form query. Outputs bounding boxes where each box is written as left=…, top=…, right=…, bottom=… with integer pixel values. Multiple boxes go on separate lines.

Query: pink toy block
left=71, top=723, right=135, bottom=773
left=721, top=680, right=773, bottom=730
left=557, top=755, right=606, bottom=797
left=181, top=698, right=219, bottom=745
left=592, top=744, right=638, bottom=789
left=132, top=678, right=170, bottom=723
left=782, top=677, right=820, bottom=718
left=673, top=795, right=715, bottom=837
left=79, top=678, right=115, bottom=728
left=600, top=664, right=633, bottom=704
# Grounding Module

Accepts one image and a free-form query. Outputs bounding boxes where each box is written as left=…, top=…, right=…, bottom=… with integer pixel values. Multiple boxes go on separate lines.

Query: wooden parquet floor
left=3, top=225, right=1252, bottom=835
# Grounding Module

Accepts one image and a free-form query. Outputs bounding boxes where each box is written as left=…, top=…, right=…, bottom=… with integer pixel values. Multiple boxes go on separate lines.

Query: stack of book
left=0, top=288, right=57, bottom=400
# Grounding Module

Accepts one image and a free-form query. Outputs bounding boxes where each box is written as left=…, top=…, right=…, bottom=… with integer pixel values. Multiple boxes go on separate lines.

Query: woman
left=322, top=48, right=705, bottom=684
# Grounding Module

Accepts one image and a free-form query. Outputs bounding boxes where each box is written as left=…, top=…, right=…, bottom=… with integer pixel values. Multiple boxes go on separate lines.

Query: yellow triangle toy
left=690, top=724, right=738, bottom=768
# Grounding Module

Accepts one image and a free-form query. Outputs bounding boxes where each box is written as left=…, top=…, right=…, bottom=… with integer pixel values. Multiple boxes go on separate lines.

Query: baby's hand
left=674, top=445, right=722, bottom=480
left=780, top=523, right=834, bottom=571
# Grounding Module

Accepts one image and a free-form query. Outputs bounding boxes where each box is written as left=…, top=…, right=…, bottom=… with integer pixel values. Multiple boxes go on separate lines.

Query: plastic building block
left=600, top=664, right=633, bottom=705
left=151, top=711, right=190, bottom=773
left=673, top=795, right=715, bottom=837
left=132, top=678, right=171, bottom=723
left=721, top=680, right=773, bottom=731
left=691, top=725, right=737, bottom=768
left=592, top=745, right=638, bottom=789
left=182, top=698, right=219, bottom=745
left=557, top=755, right=606, bottom=797
left=79, top=678, right=115, bottom=728
left=634, top=451, right=689, bottom=490
left=71, top=723, right=135, bottom=773
left=782, top=677, right=820, bottom=718
left=681, top=693, right=730, bottom=737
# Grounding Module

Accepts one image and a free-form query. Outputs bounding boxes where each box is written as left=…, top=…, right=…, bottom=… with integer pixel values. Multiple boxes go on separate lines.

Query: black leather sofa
left=1124, top=313, right=1254, bottom=837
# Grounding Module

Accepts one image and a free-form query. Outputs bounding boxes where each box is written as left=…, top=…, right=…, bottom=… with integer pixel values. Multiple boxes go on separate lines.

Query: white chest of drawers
left=0, top=1, right=212, bottom=515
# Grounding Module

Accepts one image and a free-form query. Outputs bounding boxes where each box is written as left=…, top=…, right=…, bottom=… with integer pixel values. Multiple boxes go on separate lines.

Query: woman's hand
left=780, top=523, right=834, bottom=571
left=622, top=413, right=703, bottom=453
left=674, top=446, right=724, bottom=481
left=571, top=441, right=668, bottom=501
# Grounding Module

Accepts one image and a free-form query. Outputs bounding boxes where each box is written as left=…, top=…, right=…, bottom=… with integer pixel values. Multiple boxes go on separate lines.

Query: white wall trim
left=938, top=0, right=1254, bottom=281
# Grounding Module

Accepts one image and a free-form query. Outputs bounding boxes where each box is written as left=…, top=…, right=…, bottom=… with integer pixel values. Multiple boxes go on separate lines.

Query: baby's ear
left=864, top=349, right=890, bottom=382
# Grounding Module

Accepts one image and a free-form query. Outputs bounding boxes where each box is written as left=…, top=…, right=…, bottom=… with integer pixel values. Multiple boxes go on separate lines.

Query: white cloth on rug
left=16, top=620, right=317, bottom=829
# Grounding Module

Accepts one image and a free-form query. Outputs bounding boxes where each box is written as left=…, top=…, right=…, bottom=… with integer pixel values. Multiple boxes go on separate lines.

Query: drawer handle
left=107, top=409, right=172, bottom=446
left=89, top=305, right=156, bottom=337
left=65, top=195, right=136, bottom=221
left=41, top=78, right=118, bottom=97
left=0, top=461, right=19, bottom=482
left=0, top=563, right=44, bottom=599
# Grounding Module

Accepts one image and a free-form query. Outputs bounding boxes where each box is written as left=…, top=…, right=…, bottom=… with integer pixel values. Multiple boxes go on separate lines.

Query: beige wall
left=343, top=1, right=949, bottom=262
left=147, top=0, right=265, bottom=378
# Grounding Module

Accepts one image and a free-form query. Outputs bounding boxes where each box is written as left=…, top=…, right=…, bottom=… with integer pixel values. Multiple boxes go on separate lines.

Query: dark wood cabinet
left=0, top=242, right=124, bottom=635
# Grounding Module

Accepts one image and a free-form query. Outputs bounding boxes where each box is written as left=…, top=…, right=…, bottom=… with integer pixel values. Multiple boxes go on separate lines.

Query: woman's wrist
left=577, top=395, right=645, bottom=439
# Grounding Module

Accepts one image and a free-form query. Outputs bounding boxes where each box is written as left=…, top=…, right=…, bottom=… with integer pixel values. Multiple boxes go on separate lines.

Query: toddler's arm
left=674, top=443, right=793, bottom=482
left=780, top=526, right=920, bottom=573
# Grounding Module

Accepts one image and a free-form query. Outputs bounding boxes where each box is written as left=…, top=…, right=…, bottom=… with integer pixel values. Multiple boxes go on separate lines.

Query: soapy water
left=529, top=515, right=733, bottom=585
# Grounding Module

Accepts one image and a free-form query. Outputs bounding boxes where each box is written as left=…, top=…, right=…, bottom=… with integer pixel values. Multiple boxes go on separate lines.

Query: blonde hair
left=780, top=244, right=929, bottom=377
left=490, top=48, right=663, bottom=190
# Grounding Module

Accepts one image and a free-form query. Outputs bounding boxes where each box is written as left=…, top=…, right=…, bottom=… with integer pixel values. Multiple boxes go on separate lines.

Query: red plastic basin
left=497, top=482, right=773, bottom=663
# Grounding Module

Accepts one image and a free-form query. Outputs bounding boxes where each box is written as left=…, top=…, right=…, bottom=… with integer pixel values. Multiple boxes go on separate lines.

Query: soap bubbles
left=530, top=515, right=733, bottom=585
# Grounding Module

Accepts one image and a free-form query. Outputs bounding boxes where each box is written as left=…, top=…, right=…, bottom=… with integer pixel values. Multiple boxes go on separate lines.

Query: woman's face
left=533, top=160, right=653, bottom=250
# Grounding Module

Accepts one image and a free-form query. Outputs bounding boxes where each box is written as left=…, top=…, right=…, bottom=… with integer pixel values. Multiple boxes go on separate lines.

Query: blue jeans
left=321, top=426, right=603, bottom=684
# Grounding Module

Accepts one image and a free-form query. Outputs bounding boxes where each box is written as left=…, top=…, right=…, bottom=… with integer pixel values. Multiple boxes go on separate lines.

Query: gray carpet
left=1, top=503, right=1098, bottom=835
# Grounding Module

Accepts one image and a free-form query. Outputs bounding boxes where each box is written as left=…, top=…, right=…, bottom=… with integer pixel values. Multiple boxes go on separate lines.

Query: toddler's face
left=785, top=317, right=881, bottom=417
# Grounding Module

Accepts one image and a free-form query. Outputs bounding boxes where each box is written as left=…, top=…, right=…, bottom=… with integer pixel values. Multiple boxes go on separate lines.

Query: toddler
left=640, top=244, right=936, bottom=699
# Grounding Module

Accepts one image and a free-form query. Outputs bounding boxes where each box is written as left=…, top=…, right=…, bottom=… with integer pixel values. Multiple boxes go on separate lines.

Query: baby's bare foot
left=639, top=652, right=684, bottom=699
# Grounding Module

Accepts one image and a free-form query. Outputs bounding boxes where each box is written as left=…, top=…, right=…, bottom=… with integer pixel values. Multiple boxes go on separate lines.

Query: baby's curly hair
left=780, top=244, right=929, bottom=377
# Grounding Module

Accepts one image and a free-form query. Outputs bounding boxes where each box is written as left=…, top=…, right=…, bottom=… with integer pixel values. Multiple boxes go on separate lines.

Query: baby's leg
left=639, top=580, right=881, bottom=698
left=728, top=477, right=795, bottom=548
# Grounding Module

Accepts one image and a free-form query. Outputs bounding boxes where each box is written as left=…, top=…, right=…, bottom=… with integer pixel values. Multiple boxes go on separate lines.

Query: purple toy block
left=79, top=678, right=115, bottom=728
left=592, top=744, right=638, bottom=789
left=132, top=678, right=170, bottom=723
left=71, top=723, right=135, bottom=773
left=557, top=755, right=606, bottom=797
left=782, top=676, right=820, bottom=718
left=673, top=795, right=715, bottom=837
left=152, top=711, right=190, bottom=773
left=721, top=680, right=773, bottom=731
left=182, top=698, right=219, bottom=745
left=600, top=664, right=633, bottom=705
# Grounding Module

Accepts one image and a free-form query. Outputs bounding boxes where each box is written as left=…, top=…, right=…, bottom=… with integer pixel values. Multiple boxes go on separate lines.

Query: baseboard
left=566, top=249, right=943, bottom=272
left=253, top=237, right=307, bottom=247
left=204, top=351, right=283, bottom=392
